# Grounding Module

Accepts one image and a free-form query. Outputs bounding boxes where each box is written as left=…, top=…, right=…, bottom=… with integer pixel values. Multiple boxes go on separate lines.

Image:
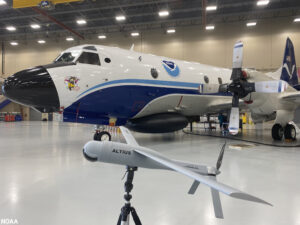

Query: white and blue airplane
left=2, top=38, right=300, bottom=141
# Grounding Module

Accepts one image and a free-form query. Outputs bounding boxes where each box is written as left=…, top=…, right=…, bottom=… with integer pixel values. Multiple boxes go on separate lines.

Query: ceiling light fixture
left=257, top=0, right=269, bottom=6
left=10, top=42, right=18, bottom=46
left=116, top=15, right=126, bottom=21
left=247, top=22, right=257, bottom=27
left=167, top=29, right=176, bottom=33
left=131, top=32, right=139, bottom=37
left=76, top=19, right=86, bottom=25
left=0, top=0, right=6, bottom=5
left=66, top=37, right=74, bottom=41
left=206, top=25, right=215, bottom=30
left=98, top=35, right=107, bottom=39
left=206, top=5, right=217, bottom=11
left=158, top=10, right=169, bottom=17
left=6, top=26, right=16, bottom=31
left=293, top=18, right=300, bottom=23
left=38, top=40, right=46, bottom=44
left=31, top=24, right=41, bottom=29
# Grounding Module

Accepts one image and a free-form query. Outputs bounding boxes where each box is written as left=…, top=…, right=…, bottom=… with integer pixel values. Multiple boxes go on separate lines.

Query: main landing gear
left=93, top=125, right=112, bottom=141
left=272, top=123, right=296, bottom=141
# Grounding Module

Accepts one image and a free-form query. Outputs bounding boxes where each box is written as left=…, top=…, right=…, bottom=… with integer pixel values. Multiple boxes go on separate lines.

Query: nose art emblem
left=64, top=76, right=80, bottom=91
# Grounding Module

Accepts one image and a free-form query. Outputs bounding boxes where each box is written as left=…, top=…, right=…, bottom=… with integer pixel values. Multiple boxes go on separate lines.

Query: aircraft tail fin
left=280, top=38, right=299, bottom=88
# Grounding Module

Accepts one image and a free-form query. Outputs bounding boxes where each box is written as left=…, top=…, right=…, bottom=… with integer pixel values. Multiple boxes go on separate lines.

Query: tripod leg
left=130, top=207, right=142, bottom=225
left=117, top=214, right=122, bottom=225
left=120, top=215, right=129, bottom=225
left=117, top=204, right=131, bottom=225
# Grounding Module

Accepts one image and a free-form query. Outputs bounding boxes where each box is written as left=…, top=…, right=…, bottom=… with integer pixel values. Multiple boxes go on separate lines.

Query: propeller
left=216, top=141, right=226, bottom=171
left=188, top=142, right=226, bottom=219
left=200, top=41, right=288, bottom=135
left=209, top=142, right=226, bottom=219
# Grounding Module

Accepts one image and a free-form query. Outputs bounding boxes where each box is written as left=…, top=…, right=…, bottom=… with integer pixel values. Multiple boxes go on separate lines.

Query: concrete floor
left=0, top=122, right=299, bottom=225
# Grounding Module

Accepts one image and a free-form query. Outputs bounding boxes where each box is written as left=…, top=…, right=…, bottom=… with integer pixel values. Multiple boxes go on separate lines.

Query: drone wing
left=133, top=148, right=272, bottom=206
left=120, top=126, right=139, bottom=147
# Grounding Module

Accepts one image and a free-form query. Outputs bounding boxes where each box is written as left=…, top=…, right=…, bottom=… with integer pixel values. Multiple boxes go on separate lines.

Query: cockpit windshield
left=54, top=51, right=80, bottom=63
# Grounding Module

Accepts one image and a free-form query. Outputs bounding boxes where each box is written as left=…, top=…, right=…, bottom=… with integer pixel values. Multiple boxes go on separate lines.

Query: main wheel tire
left=284, top=124, right=296, bottom=140
left=93, top=131, right=112, bottom=141
left=272, top=124, right=283, bottom=140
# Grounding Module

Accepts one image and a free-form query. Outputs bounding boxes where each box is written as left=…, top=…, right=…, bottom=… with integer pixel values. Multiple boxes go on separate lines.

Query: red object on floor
left=5, top=115, right=10, bottom=122
left=9, top=115, right=15, bottom=122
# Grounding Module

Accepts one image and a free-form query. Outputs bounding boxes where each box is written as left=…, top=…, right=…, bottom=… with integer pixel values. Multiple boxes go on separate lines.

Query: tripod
left=117, top=167, right=142, bottom=225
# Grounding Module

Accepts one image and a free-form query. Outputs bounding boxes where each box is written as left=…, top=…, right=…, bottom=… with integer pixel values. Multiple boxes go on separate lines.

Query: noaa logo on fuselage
left=162, top=60, right=180, bottom=77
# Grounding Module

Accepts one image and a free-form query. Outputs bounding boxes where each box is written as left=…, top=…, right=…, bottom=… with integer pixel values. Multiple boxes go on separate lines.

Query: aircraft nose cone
left=2, top=66, right=60, bottom=112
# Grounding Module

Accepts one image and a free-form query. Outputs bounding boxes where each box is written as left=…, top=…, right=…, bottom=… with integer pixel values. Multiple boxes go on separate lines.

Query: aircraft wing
left=280, top=92, right=300, bottom=104
left=133, top=94, right=247, bottom=119
left=120, top=126, right=139, bottom=146
left=133, top=148, right=272, bottom=206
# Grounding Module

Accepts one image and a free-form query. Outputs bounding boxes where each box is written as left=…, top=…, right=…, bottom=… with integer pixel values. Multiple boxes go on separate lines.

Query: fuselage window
left=105, top=58, right=111, bottom=63
left=77, top=52, right=100, bottom=66
left=204, top=75, right=209, bottom=84
left=218, top=77, right=222, bottom=84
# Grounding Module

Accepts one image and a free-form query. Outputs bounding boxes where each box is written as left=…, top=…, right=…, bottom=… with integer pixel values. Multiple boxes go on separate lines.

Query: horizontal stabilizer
left=280, top=92, right=300, bottom=104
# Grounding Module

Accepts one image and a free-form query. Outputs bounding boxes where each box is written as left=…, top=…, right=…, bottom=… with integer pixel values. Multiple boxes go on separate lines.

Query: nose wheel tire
left=272, top=124, right=284, bottom=140
left=284, top=124, right=296, bottom=140
left=93, top=131, right=112, bottom=142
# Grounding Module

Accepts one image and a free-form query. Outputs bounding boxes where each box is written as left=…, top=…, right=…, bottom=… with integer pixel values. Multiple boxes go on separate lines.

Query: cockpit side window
left=55, top=52, right=77, bottom=63
left=77, top=52, right=100, bottom=66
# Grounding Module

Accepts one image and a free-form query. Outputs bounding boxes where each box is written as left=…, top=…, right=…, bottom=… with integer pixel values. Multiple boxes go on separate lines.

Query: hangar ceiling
left=0, top=0, right=300, bottom=41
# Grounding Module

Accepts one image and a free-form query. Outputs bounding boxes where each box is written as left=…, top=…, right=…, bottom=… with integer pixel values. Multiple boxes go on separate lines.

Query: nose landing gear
left=94, top=131, right=112, bottom=141
left=93, top=125, right=112, bottom=141
left=272, top=123, right=296, bottom=141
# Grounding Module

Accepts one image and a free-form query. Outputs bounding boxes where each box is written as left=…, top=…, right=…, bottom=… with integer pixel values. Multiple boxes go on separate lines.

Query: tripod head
left=124, top=167, right=137, bottom=193
left=117, top=166, right=142, bottom=225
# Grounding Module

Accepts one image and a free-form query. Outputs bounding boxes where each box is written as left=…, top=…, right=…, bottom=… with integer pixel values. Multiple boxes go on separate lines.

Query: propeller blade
left=231, top=41, right=244, bottom=81
left=229, top=107, right=239, bottom=135
left=254, top=80, right=288, bottom=93
left=188, top=180, right=200, bottom=195
left=210, top=176, right=224, bottom=219
left=232, top=41, right=244, bottom=69
left=216, top=142, right=226, bottom=171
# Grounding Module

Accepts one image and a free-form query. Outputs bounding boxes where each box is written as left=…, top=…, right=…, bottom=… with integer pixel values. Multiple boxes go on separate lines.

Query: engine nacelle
left=251, top=112, right=276, bottom=123
left=125, top=113, right=188, bottom=133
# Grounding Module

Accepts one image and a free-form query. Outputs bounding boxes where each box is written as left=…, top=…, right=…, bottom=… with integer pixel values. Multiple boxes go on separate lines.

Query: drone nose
left=2, top=66, right=60, bottom=112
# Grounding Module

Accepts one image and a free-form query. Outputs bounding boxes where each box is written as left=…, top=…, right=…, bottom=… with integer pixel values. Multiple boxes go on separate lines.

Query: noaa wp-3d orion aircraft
left=2, top=38, right=300, bottom=141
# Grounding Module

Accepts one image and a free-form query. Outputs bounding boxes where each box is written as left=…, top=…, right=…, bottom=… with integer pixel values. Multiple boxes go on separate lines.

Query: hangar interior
left=0, top=0, right=300, bottom=225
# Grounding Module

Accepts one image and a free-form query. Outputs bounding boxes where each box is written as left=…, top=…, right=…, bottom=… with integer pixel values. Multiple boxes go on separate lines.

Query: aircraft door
left=75, top=51, right=103, bottom=93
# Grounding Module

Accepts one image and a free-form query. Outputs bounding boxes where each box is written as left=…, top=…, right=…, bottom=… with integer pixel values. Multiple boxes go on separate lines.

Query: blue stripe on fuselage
left=64, top=84, right=232, bottom=126
left=77, top=79, right=200, bottom=98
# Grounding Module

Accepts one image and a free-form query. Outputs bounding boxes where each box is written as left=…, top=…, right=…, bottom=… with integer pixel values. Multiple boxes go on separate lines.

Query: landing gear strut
left=272, top=123, right=296, bottom=141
